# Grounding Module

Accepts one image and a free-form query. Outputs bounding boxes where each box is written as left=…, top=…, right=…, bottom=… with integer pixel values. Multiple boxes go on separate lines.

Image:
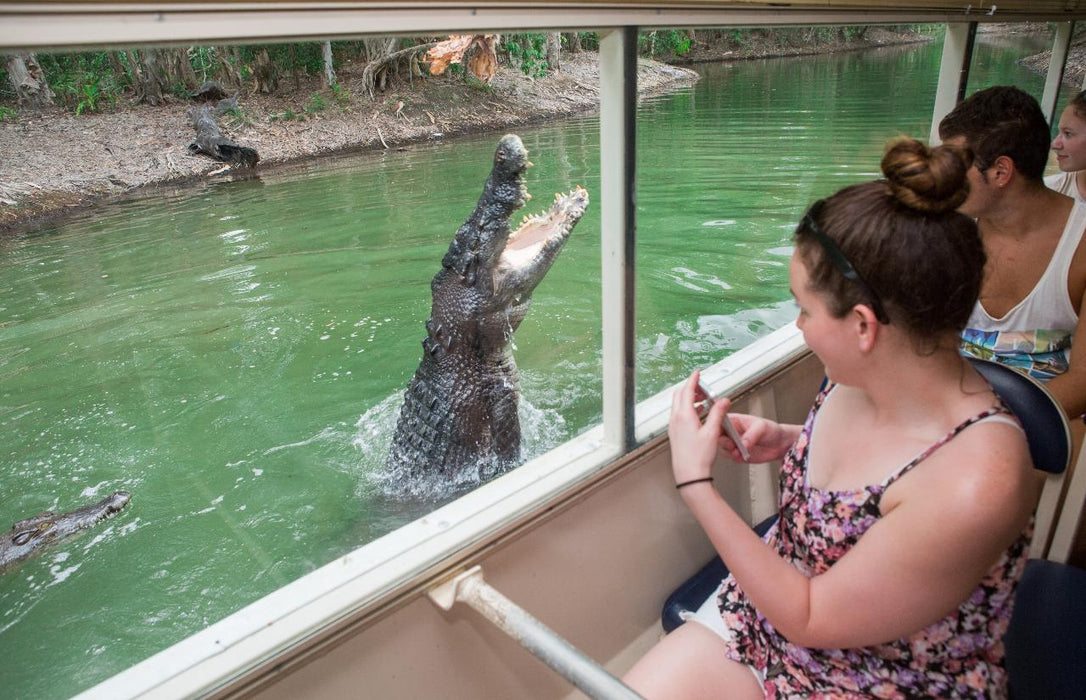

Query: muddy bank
left=1020, top=43, right=1086, bottom=90
left=0, top=27, right=934, bottom=236
left=0, top=54, right=697, bottom=236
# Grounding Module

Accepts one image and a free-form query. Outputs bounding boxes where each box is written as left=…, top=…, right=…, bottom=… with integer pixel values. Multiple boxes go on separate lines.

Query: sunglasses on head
left=802, top=199, right=890, bottom=325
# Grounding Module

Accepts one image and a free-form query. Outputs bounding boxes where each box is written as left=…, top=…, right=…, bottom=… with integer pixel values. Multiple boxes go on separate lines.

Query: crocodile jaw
left=498, top=186, right=589, bottom=275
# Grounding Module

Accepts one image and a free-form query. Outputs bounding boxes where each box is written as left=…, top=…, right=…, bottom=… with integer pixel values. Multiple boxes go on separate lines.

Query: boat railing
left=429, top=566, right=644, bottom=699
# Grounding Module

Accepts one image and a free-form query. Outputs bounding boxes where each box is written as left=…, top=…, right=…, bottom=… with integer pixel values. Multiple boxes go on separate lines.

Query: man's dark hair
left=938, top=86, right=1050, bottom=182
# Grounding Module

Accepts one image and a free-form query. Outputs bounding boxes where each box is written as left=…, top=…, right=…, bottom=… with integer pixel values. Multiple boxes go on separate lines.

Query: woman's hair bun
left=880, top=137, right=970, bottom=215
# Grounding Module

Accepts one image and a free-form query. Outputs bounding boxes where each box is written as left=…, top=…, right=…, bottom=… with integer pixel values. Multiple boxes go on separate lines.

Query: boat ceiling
left=1, top=0, right=1085, bottom=52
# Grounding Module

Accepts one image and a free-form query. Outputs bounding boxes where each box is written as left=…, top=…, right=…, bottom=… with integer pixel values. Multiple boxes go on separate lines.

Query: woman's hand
left=670, top=372, right=798, bottom=477
left=669, top=371, right=730, bottom=485
left=718, top=410, right=797, bottom=464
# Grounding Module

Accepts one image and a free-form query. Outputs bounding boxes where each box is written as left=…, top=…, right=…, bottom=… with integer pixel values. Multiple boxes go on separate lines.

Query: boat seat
left=660, top=357, right=1079, bottom=699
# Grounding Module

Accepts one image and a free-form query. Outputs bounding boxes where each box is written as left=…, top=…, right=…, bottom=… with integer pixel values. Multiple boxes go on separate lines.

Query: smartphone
left=696, top=382, right=751, bottom=462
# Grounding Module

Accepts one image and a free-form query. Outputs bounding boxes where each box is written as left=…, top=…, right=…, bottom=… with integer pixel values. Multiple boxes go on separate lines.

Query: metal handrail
left=429, top=566, right=645, bottom=700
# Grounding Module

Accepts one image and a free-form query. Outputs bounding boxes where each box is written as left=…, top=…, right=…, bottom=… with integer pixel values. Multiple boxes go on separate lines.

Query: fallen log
left=187, top=103, right=258, bottom=168
left=190, top=80, right=228, bottom=102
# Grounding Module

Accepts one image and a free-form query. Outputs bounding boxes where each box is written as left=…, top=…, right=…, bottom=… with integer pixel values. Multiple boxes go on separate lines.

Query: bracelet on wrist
left=675, top=476, right=714, bottom=490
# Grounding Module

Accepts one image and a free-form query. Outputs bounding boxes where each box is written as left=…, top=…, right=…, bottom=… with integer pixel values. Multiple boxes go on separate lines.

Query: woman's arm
left=670, top=373, right=1037, bottom=650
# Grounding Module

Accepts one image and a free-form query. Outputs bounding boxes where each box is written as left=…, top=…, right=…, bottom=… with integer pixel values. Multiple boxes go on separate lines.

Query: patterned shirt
left=714, top=385, right=1031, bottom=699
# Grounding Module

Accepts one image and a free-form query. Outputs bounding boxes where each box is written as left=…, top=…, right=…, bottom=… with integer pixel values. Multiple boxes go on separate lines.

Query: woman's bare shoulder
left=914, top=416, right=1037, bottom=523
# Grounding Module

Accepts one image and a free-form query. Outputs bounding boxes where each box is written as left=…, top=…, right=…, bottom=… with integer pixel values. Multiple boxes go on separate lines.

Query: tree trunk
left=565, top=32, right=582, bottom=54
left=546, top=32, right=561, bottom=72
left=177, top=48, right=199, bottom=91
left=363, top=38, right=391, bottom=63
left=322, top=41, right=336, bottom=87
left=161, top=48, right=196, bottom=93
left=108, top=52, right=132, bottom=89
left=4, top=54, right=55, bottom=108
left=214, top=46, right=243, bottom=90
left=252, top=49, right=279, bottom=94
left=135, top=49, right=165, bottom=105
left=360, top=39, right=430, bottom=99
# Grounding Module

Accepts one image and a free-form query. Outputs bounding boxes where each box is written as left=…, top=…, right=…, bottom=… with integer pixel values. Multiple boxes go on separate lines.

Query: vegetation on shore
left=0, top=24, right=950, bottom=234
left=0, top=27, right=934, bottom=115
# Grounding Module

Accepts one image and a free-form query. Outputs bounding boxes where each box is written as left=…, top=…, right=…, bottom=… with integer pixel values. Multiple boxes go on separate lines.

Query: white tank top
left=960, top=201, right=1085, bottom=380
left=1045, top=171, right=1086, bottom=203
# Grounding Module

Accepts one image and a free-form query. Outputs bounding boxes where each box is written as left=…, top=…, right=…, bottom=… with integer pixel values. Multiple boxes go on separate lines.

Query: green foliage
left=305, top=92, right=326, bottom=115
left=38, top=52, right=121, bottom=114
left=168, top=81, right=191, bottom=98
left=502, top=34, right=550, bottom=78
left=241, top=43, right=325, bottom=75
left=189, top=46, right=218, bottom=81
left=331, top=83, right=351, bottom=108
left=74, top=77, right=114, bottom=115
left=639, top=30, right=691, bottom=58
left=464, top=74, right=494, bottom=93
left=576, top=32, right=600, bottom=51
left=222, top=106, right=252, bottom=128
left=0, top=66, right=12, bottom=102
left=0, top=105, right=16, bottom=121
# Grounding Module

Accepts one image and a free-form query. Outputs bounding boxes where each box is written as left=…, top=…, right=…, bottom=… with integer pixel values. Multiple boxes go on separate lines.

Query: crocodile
left=1, top=491, right=131, bottom=571
left=387, top=134, right=589, bottom=483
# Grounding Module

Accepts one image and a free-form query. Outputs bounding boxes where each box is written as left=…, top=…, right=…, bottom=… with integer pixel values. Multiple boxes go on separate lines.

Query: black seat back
left=967, top=357, right=1071, bottom=475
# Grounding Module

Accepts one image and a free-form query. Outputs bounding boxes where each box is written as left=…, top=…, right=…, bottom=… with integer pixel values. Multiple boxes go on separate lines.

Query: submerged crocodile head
left=1, top=491, right=131, bottom=572
left=388, top=134, right=589, bottom=485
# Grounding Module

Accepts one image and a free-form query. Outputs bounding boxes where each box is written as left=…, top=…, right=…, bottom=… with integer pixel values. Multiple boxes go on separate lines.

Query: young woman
left=1049, top=91, right=1086, bottom=203
left=624, top=138, right=1040, bottom=699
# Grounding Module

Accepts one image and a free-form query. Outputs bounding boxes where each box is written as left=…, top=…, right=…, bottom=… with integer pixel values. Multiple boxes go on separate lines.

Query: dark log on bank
left=191, top=80, right=228, bottom=102
left=187, top=104, right=259, bottom=168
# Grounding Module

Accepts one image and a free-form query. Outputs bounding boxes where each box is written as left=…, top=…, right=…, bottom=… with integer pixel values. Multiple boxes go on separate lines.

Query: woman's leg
left=623, top=622, right=763, bottom=700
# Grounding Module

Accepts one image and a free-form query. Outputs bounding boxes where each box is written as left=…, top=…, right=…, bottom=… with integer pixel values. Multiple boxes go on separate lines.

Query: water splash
left=354, top=390, right=568, bottom=501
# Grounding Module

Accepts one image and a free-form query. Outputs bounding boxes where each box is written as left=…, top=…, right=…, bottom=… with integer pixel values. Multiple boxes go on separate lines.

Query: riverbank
left=0, top=53, right=699, bottom=235
left=0, top=27, right=931, bottom=236
left=1020, top=42, right=1086, bottom=89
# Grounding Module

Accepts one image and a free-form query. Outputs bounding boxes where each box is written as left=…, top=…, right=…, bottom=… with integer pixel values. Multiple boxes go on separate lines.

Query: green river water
left=0, top=30, right=1072, bottom=698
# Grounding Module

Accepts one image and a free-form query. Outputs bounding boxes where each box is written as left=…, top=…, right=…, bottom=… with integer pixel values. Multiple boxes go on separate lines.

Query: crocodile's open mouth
left=502, top=186, right=589, bottom=268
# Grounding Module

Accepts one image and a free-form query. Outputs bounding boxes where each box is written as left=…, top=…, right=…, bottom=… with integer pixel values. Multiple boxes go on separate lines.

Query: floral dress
left=714, top=384, right=1032, bottom=699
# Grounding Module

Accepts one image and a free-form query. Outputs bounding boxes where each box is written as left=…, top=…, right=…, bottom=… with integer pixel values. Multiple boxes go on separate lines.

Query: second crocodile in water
left=1, top=491, right=131, bottom=572
left=388, top=134, right=589, bottom=485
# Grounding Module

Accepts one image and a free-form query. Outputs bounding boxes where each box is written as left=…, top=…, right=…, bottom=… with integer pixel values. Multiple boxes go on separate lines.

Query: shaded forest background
left=0, top=27, right=921, bottom=119
left=2, top=23, right=1071, bottom=234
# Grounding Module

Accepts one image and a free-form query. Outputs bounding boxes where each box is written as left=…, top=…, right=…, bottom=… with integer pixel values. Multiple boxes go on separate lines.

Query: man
left=939, top=86, right=1086, bottom=420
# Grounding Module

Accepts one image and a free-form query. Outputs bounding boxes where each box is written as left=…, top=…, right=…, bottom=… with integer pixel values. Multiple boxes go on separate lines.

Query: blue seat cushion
left=661, top=515, right=777, bottom=633
left=966, top=357, right=1071, bottom=476
left=1004, top=558, right=1086, bottom=700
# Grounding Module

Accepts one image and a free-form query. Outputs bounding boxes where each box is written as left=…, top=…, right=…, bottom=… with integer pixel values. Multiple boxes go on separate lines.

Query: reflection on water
left=0, top=31, right=1072, bottom=698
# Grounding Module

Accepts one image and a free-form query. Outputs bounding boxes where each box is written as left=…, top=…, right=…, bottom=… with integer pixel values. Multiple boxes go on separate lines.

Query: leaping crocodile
left=388, top=134, right=589, bottom=482
left=1, top=491, right=131, bottom=572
